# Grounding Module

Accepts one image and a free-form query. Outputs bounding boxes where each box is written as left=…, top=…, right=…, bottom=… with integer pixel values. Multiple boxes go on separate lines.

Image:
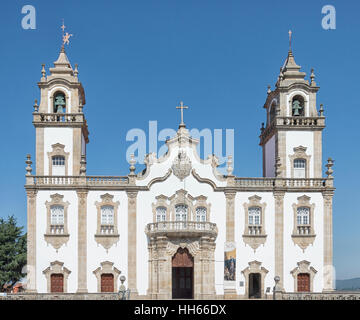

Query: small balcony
left=145, top=221, right=218, bottom=238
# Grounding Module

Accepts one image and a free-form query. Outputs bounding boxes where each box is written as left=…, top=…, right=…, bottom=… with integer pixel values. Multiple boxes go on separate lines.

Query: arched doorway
left=249, top=273, right=261, bottom=298
left=172, top=248, right=194, bottom=299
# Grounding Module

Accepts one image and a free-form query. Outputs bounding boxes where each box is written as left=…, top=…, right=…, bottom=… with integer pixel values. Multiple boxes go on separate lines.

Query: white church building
left=24, top=39, right=335, bottom=299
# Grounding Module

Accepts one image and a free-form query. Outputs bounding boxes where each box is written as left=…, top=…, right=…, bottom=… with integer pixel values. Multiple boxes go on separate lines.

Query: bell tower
left=33, top=44, right=89, bottom=176
left=260, top=35, right=325, bottom=179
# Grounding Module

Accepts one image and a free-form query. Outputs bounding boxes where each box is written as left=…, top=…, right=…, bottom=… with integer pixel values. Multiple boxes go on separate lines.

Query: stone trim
left=291, top=195, right=316, bottom=251
left=290, top=260, right=317, bottom=292
left=242, top=195, right=267, bottom=251
left=152, top=195, right=171, bottom=222
left=44, top=193, right=70, bottom=251
left=127, top=191, right=138, bottom=297
left=241, top=261, right=269, bottom=299
left=225, top=192, right=236, bottom=242
left=43, top=261, right=71, bottom=293
left=193, top=195, right=211, bottom=222
left=169, top=189, right=195, bottom=220
left=313, top=131, right=322, bottom=178
left=77, top=190, right=88, bottom=293
left=35, top=127, right=44, bottom=175
left=289, top=146, right=311, bottom=178
left=26, top=189, right=37, bottom=292
left=47, top=143, right=70, bottom=176
left=274, top=191, right=284, bottom=290
left=323, top=191, right=334, bottom=291
left=94, top=193, right=120, bottom=251
left=93, top=261, right=121, bottom=292
left=73, top=128, right=82, bottom=176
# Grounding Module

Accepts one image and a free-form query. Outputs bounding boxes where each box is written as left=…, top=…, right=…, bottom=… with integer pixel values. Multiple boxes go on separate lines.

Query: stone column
left=26, top=189, right=37, bottom=292
left=224, top=191, right=237, bottom=299
left=76, top=189, right=88, bottom=293
left=127, top=191, right=138, bottom=297
left=323, top=190, right=334, bottom=291
left=274, top=191, right=285, bottom=290
left=72, top=128, right=82, bottom=176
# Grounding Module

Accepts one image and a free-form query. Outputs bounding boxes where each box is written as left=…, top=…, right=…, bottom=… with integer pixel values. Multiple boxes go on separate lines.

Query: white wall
left=44, top=127, right=73, bottom=175
left=86, top=191, right=128, bottom=293
left=265, top=135, right=275, bottom=177
left=36, top=190, right=78, bottom=293
left=286, top=131, right=314, bottom=178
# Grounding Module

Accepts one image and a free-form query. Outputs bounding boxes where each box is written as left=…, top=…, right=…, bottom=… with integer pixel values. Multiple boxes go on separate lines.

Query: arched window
left=248, top=207, right=261, bottom=225
left=156, top=206, right=167, bottom=222
left=291, top=95, right=305, bottom=116
left=297, top=207, right=310, bottom=225
left=53, top=92, right=66, bottom=113
left=101, top=205, right=114, bottom=225
left=175, top=204, right=188, bottom=221
left=50, top=205, right=64, bottom=225
left=196, top=207, right=207, bottom=222
left=294, top=158, right=306, bottom=178
left=269, top=103, right=276, bottom=123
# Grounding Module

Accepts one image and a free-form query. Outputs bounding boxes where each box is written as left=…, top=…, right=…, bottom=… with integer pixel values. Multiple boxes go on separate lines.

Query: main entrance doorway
left=172, top=248, right=194, bottom=299
left=249, top=273, right=261, bottom=298
left=297, top=273, right=310, bottom=292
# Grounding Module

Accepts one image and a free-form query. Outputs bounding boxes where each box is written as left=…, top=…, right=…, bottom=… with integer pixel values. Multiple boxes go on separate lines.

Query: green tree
left=0, top=215, right=27, bottom=292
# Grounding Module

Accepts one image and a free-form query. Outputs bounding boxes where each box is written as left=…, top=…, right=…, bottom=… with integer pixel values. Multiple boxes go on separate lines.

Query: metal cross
left=176, top=101, right=188, bottom=126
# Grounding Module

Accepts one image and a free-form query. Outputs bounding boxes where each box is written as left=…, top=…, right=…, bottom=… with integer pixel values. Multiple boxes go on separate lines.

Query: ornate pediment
left=172, top=150, right=192, bottom=181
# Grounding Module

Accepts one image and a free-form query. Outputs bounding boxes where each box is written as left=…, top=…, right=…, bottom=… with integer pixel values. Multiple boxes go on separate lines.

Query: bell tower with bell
left=33, top=22, right=89, bottom=177
left=260, top=31, right=325, bottom=179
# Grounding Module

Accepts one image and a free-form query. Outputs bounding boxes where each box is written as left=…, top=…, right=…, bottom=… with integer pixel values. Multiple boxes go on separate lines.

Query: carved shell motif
left=172, top=150, right=192, bottom=181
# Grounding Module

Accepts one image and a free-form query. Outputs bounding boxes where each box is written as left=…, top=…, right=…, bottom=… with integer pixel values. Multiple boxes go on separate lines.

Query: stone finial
left=74, top=64, right=79, bottom=80
left=310, top=68, right=316, bottom=86
left=41, top=64, right=46, bottom=81
left=319, top=104, right=324, bottom=117
left=226, top=155, right=234, bottom=176
left=129, top=154, right=136, bottom=175
left=279, top=67, right=284, bottom=82
left=260, top=122, right=265, bottom=134
left=275, top=156, right=282, bottom=177
left=26, top=154, right=32, bottom=176
left=79, top=102, right=83, bottom=113
left=325, top=157, right=334, bottom=178
left=80, top=155, right=87, bottom=176
left=267, top=85, right=271, bottom=95
left=33, top=99, right=39, bottom=113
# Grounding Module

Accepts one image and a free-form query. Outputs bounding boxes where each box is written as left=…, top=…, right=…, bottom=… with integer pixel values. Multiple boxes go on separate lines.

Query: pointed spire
left=41, top=64, right=46, bottom=81
left=310, top=68, right=316, bottom=86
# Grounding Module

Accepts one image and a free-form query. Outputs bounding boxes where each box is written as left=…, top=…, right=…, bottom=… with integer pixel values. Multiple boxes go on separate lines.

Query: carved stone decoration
left=47, top=143, right=70, bottom=176
left=242, top=195, right=267, bottom=252
left=44, top=194, right=70, bottom=251
left=171, top=150, right=192, bottom=181
left=241, top=261, right=269, bottom=299
left=43, top=261, right=71, bottom=293
left=290, top=260, right=317, bottom=292
left=291, top=195, right=316, bottom=252
left=289, top=146, right=311, bottom=178
left=94, top=193, right=120, bottom=251
left=93, top=261, right=121, bottom=292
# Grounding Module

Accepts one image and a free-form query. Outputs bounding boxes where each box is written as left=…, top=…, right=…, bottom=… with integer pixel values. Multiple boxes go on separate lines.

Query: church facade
left=24, top=42, right=335, bottom=299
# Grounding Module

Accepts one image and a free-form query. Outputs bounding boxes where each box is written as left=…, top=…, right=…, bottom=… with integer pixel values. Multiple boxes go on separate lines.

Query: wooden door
left=297, top=273, right=310, bottom=292
left=50, top=274, right=64, bottom=293
left=249, top=273, right=261, bottom=298
left=101, top=274, right=114, bottom=292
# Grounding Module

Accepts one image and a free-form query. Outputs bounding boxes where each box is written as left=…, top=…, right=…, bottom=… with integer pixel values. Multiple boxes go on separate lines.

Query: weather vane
left=61, top=19, right=73, bottom=47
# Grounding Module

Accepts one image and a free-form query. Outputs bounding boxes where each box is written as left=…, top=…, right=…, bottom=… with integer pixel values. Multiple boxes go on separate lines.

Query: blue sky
left=0, top=0, right=359, bottom=279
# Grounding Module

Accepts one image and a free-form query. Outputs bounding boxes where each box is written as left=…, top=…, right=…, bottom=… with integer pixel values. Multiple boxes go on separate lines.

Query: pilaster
left=323, top=190, right=334, bottom=291
left=76, top=189, right=88, bottom=293
left=26, top=189, right=37, bottom=293
left=273, top=191, right=285, bottom=290
left=127, top=190, right=138, bottom=297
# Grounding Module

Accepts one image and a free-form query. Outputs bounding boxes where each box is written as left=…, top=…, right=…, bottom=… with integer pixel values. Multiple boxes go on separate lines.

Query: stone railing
left=234, top=177, right=326, bottom=189
left=49, top=225, right=65, bottom=235
left=248, top=225, right=262, bottom=235
left=296, top=225, right=311, bottom=235
left=278, top=291, right=360, bottom=300
left=27, top=176, right=130, bottom=187
left=100, top=225, right=115, bottom=235
left=146, top=221, right=218, bottom=237
left=33, top=113, right=85, bottom=124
